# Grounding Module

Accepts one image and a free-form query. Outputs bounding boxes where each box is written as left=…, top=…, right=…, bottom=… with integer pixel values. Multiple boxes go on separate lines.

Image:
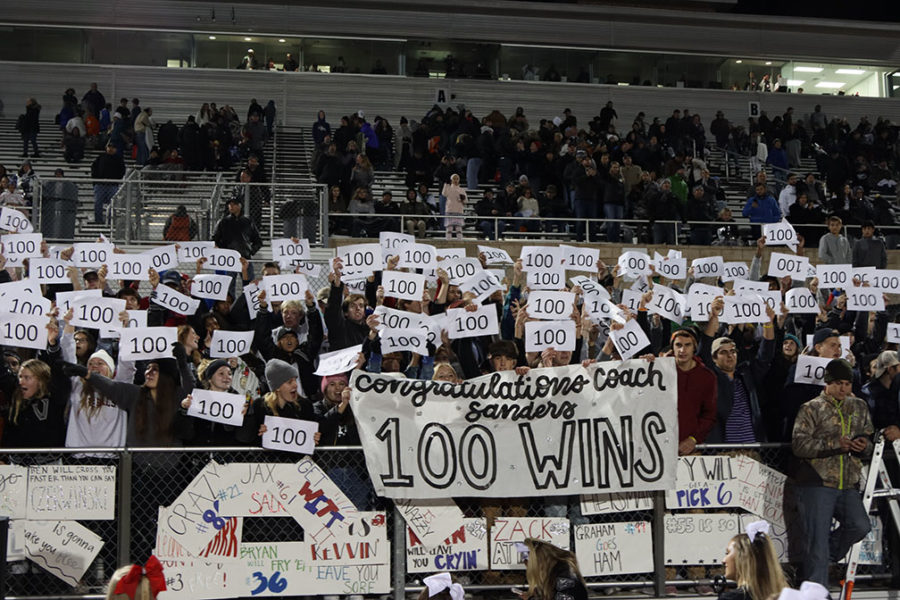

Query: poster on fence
left=26, top=464, right=116, bottom=520
left=580, top=492, right=654, bottom=516
left=23, top=520, right=104, bottom=586
left=156, top=506, right=243, bottom=562
left=351, top=360, right=678, bottom=499
left=574, top=521, right=653, bottom=576
left=159, top=461, right=228, bottom=554
left=489, top=517, right=570, bottom=570
left=223, top=512, right=390, bottom=597
left=156, top=559, right=229, bottom=600
left=0, top=464, right=28, bottom=518
left=738, top=514, right=792, bottom=563
left=732, top=455, right=787, bottom=528
left=665, top=456, right=741, bottom=510
left=664, top=513, right=740, bottom=565
left=210, top=462, right=294, bottom=518
left=394, top=498, right=466, bottom=548
left=406, top=518, right=488, bottom=573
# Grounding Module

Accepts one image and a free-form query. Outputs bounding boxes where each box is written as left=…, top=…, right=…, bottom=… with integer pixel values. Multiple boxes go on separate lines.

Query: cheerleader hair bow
left=114, top=555, right=167, bottom=600
left=744, top=519, right=770, bottom=541
left=423, top=572, right=465, bottom=600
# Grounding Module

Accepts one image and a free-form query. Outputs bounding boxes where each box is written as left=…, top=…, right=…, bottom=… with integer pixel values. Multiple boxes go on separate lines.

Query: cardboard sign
left=574, top=521, right=653, bottom=576
left=0, top=465, right=28, bottom=518
left=664, top=513, right=740, bottom=565
left=489, top=518, right=570, bottom=570
left=23, top=520, right=104, bottom=586
left=26, top=464, right=116, bottom=520
left=407, top=518, right=488, bottom=573
left=580, top=492, right=653, bottom=516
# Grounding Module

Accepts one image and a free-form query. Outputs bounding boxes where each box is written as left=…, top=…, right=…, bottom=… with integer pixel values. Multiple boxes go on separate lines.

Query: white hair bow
left=422, top=573, right=464, bottom=600
left=776, top=582, right=830, bottom=600
left=745, top=519, right=770, bottom=540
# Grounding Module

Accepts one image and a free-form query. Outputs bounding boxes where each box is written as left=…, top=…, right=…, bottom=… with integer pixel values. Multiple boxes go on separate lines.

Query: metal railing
left=1, top=443, right=892, bottom=599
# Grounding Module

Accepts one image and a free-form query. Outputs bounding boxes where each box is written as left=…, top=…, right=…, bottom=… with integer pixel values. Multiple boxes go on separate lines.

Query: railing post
left=124, top=179, right=133, bottom=244
left=320, top=185, right=329, bottom=247
left=674, top=221, right=679, bottom=246
left=653, top=490, right=666, bottom=597
left=392, top=503, right=406, bottom=600
left=269, top=182, right=275, bottom=240
left=494, top=217, right=499, bottom=241
left=0, top=516, right=8, bottom=600
left=117, top=449, right=133, bottom=565
left=34, top=177, right=42, bottom=234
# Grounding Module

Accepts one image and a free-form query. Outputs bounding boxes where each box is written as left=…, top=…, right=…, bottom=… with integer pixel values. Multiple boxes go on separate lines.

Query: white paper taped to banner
left=381, top=328, right=428, bottom=355
left=0, top=312, right=49, bottom=350
left=70, top=296, right=126, bottom=329
left=574, top=521, right=653, bottom=576
left=30, top=257, right=71, bottom=284
left=262, top=274, right=309, bottom=302
left=398, top=243, right=438, bottom=270
left=192, top=274, right=232, bottom=301
left=27, top=464, right=116, bottom=520
left=527, top=291, right=575, bottom=320
left=610, top=318, right=651, bottom=360
left=262, top=417, right=318, bottom=454
left=0, top=465, right=27, bottom=519
left=338, top=243, right=382, bottom=278
left=478, top=245, right=514, bottom=266
left=794, top=355, right=832, bottom=385
left=406, top=517, right=488, bottom=573
left=691, top=256, right=723, bottom=279
left=188, top=389, right=246, bottom=427
left=561, top=245, right=599, bottom=273
left=0, top=206, right=33, bottom=233
left=489, top=517, right=571, bottom=570
left=446, top=304, right=499, bottom=339
left=204, top=248, right=243, bottom=272
left=382, top=271, right=426, bottom=302
left=525, top=320, right=576, bottom=352
left=665, top=456, right=741, bottom=510
left=119, top=327, right=178, bottom=361
left=72, top=242, right=115, bottom=267
left=846, top=286, right=885, bottom=311
left=154, top=284, right=201, bottom=315
left=178, top=241, right=214, bottom=263
left=785, top=288, right=819, bottom=314
left=816, top=264, right=851, bottom=289
left=209, top=329, right=254, bottom=358
left=350, top=360, right=678, bottom=499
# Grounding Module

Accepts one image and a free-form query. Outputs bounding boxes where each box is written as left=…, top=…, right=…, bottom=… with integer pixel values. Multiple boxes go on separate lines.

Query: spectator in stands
left=852, top=219, right=886, bottom=269
left=312, top=110, right=331, bottom=145
left=82, top=83, right=105, bottom=118
left=818, top=216, right=852, bottom=265
left=264, top=100, right=276, bottom=138
left=163, top=205, right=198, bottom=242
left=178, top=115, right=203, bottom=170
left=521, top=538, right=588, bottom=600
left=325, top=257, right=371, bottom=350
left=19, top=98, right=41, bottom=158
left=701, top=298, right=775, bottom=443
left=792, top=358, right=873, bottom=586
left=788, top=193, right=825, bottom=247
left=350, top=154, right=374, bottom=193
left=439, top=173, right=466, bottom=239
left=720, top=523, right=788, bottom=600
left=134, top=107, right=154, bottom=166
left=602, top=161, right=626, bottom=242
left=238, top=49, right=259, bottom=70
left=90, top=144, right=126, bottom=224
left=862, top=351, right=900, bottom=440
left=670, top=327, right=717, bottom=455
left=742, top=183, right=780, bottom=233
left=373, top=191, right=402, bottom=233
left=777, top=173, right=799, bottom=217
left=1, top=354, right=67, bottom=451
left=63, top=127, right=86, bottom=163
left=686, top=185, right=716, bottom=245
left=403, top=187, right=432, bottom=238
left=475, top=188, right=504, bottom=240
left=347, top=186, right=375, bottom=237
left=570, top=151, right=602, bottom=242
left=212, top=196, right=262, bottom=280
left=648, top=178, right=681, bottom=245
left=283, top=53, right=299, bottom=72
left=539, top=185, right=569, bottom=234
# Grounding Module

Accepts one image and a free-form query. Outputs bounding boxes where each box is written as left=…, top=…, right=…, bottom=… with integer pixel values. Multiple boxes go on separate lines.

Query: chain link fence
left=2, top=444, right=894, bottom=598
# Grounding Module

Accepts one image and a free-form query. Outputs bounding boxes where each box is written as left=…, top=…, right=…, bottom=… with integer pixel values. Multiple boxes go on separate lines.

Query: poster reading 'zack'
left=351, top=359, right=678, bottom=499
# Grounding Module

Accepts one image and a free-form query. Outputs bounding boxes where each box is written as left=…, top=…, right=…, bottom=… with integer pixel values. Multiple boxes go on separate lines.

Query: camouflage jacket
left=791, top=391, right=874, bottom=489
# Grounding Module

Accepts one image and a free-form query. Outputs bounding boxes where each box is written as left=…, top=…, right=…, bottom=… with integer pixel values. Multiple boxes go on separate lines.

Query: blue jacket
left=742, top=193, right=781, bottom=223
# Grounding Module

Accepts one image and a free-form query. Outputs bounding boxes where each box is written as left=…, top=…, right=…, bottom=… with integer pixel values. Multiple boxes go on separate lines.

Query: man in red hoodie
left=671, top=327, right=718, bottom=455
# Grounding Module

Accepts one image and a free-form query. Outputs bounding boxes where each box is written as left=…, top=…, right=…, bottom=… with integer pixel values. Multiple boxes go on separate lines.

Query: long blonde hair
left=729, top=532, right=788, bottom=600
left=11, top=359, right=51, bottom=425
left=524, top=538, right=585, bottom=600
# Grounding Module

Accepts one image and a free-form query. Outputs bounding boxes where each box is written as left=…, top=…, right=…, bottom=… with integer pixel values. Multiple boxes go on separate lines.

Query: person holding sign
left=517, top=538, right=588, bottom=600
left=700, top=297, right=776, bottom=443
left=861, top=351, right=900, bottom=442
left=742, top=183, right=780, bottom=237
left=325, top=257, right=372, bottom=350
left=255, top=292, right=323, bottom=399
left=211, top=195, right=263, bottom=281
left=62, top=344, right=193, bottom=447
left=792, top=358, right=873, bottom=587
left=179, top=359, right=246, bottom=446
left=670, top=327, right=717, bottom=455
left=1, top=358, right=67, bottom=452
left=242, top=358, right=321, bottom=446
left=718, top=520, right=788, bottom=600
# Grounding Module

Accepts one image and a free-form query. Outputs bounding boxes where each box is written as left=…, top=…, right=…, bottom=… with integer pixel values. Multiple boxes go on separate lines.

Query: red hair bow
left=114, top=555, right=167, bottom=600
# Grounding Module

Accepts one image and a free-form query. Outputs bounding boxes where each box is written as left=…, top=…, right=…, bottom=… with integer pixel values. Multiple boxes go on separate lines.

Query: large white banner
left=351, top=360, right=678, bottom=499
